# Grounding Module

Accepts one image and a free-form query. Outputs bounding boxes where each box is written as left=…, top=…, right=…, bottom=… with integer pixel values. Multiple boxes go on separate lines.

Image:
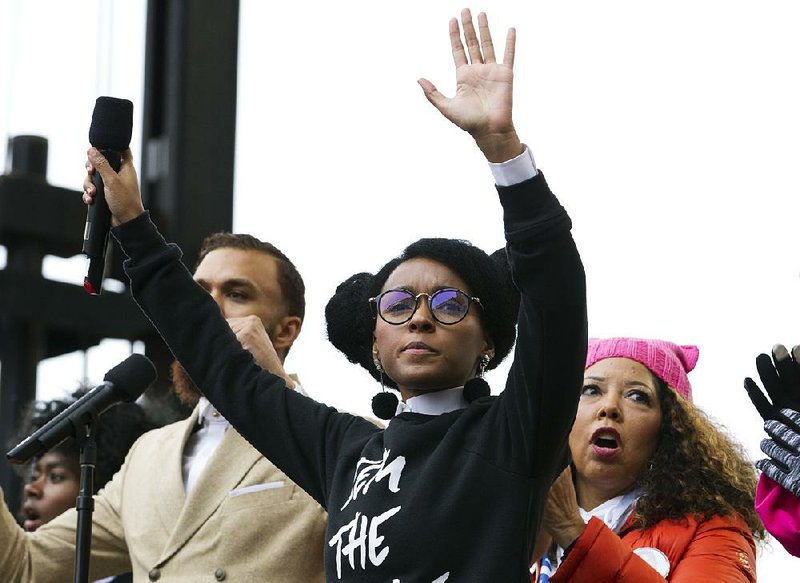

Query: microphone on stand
left=6, top=353, right=156, bottom=464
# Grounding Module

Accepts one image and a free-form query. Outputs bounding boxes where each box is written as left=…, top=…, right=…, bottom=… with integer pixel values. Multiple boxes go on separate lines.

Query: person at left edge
left=16, top=387, right=151, bottom=583
left=0, top=230, right=328, bottom=581
left=16, top=388, right=150, bottom=534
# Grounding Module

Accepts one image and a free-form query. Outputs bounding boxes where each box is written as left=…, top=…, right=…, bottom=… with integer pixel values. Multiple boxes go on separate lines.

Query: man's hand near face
left=227, top=315, right=297, bottom=390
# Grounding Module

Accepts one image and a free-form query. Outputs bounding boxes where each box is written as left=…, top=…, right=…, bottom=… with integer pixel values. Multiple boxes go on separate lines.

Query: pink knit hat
left=585, top=337, right=699, bottom=401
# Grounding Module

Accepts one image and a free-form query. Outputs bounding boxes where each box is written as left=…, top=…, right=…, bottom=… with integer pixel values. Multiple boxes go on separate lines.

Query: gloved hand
left=757, top=408, right=800, bottom=497
left=744, top=344, right=800, bottom=422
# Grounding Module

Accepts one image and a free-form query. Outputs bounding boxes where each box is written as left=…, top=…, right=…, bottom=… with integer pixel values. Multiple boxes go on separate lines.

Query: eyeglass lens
left=378, top=289, right=470, bottom=324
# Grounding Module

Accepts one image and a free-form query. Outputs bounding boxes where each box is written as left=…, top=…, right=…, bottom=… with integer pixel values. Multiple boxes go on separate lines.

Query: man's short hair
left=196, top=233, right=305, bottom=320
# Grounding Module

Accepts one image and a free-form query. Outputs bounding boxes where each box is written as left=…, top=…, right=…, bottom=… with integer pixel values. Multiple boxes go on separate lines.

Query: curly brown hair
left=634, top=379, right=765, bottom=540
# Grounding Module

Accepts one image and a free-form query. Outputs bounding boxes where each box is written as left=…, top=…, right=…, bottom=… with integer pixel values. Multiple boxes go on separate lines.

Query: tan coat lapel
left=150, top=410, right=194, bottom=536
left=158, top=425, right=261, bottom=563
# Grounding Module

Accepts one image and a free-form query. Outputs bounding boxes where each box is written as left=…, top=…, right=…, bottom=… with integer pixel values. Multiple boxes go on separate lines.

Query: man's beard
left=170, top=361, right=202, bottom=407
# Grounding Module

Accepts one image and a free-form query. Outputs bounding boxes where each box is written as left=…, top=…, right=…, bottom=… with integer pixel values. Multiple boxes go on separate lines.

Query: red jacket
left=543, top=513, right=756, bottom=582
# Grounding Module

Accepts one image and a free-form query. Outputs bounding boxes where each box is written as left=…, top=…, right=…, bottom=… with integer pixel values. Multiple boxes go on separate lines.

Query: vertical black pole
left=0, top=136, right=49, bottom=517
left=73, top=422, right=97, bottom=583
left=141, top=0, right=239, bottom=393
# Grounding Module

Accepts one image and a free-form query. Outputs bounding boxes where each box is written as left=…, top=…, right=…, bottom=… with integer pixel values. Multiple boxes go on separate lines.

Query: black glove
left=744, top=344, right=800, bottom=422
left=757, top=408, right=800, bottom=497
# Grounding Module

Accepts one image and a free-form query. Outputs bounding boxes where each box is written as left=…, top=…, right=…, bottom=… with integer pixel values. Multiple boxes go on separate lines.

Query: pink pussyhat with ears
left=585, top=337, right=700, bottom=401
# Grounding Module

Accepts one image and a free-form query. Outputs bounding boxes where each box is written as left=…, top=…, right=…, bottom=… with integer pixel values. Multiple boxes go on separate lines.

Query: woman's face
left=569, top=358, right=663, bottom=509
left=372, top=257, right=494, bottom=401
left=21, top=451, right=80, bottom=531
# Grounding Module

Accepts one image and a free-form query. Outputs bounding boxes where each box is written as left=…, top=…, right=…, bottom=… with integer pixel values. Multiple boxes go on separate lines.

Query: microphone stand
left=74, top=420, right=97, bottom=583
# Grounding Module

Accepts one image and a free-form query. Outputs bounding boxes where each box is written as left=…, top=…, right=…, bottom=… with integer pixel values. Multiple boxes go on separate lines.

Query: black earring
left=371, top=357, right=399, bottom=420
left=463, top=354, right=491, bottom=403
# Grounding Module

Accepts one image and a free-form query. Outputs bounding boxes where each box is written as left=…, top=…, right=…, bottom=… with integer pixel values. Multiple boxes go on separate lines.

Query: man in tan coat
left=0, top=232, right=327, bottom=582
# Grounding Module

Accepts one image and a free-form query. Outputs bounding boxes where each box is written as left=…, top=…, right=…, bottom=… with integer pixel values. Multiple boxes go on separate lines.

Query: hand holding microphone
left=82, top=96, right=144, bottom=294
left=83, top=149, right=144, bottom=222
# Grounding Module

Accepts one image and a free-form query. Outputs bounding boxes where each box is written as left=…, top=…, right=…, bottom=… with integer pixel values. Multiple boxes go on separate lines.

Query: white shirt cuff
left=489, top=144, right=538, bottom=187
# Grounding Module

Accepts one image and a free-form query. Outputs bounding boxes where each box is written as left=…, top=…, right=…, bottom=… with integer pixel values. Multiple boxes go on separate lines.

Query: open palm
left=420, top=10, right=516, bottom=141
left=444, top=62, right=513, bottom=136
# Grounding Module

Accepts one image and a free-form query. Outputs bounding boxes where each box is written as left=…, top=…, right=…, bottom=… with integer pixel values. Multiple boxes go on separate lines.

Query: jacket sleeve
left=0, top=461, right=132, bottom=582
left=667, top=516, right=756, bottom=583
left=552, top=518, right=668, bottom=583
left=487, top=172, right=587, bottom=477
left=112, top=213, right=378, bottom=509
left=755, top=474, right=800, bottom=557
left=553, top=516, right=756, bottom=583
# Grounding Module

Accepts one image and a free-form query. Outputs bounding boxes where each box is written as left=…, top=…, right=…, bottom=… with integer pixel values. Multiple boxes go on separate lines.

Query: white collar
left=394, top=387, right=468, bottom=416
left=197, top=397, right=228, bottom=426
left=553, top=489, right=641, bottom=573
left=579, top=488, right=641, bottom=533
left=195, top=376, right=306, bottom=427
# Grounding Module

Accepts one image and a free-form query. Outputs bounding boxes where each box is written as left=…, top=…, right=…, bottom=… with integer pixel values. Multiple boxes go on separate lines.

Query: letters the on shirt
left=329, top=506, right=401, bottom=577
left=331, top=448, right=434, bottom=580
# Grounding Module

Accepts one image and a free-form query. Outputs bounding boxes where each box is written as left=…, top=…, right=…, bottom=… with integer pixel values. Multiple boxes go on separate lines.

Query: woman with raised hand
left=533, top=338, right=763, bottom=582
left=84, top=9, right=586, bottom=581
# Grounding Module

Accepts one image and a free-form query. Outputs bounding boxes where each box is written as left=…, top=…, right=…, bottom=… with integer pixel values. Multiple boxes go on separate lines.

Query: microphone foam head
left=104, top=354, right=157, bottom=401
left=89, top=97, right=133, bottom=151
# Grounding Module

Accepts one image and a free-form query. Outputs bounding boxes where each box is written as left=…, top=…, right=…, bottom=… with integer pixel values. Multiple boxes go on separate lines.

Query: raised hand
left=227, top=315, right=296, bottom=389
left=82, top=148, right=145, bottom=226
left=744, top=344, right=800, bottom=422
left=418, top=9, right=522, bottom=163
left=541, top=466, right=586, bottom=549
left=757, top=408, right=800, bottom=497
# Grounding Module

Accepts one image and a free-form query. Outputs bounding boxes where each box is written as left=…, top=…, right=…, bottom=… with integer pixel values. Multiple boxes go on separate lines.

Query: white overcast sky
left=1, top=1, right=799, bottom=576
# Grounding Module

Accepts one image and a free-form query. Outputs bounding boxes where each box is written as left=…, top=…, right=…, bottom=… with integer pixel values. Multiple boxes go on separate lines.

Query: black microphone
left=82, top=96, right=133, bottom=295
left=6, top=353, right=156, bottom=464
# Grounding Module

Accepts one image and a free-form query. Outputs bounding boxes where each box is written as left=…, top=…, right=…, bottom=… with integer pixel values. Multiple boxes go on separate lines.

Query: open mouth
left=594, top=436, right=618, bottom=448
left=22, top=507, right=42, bottom=531
left=590, top=428, right=622, bottom=458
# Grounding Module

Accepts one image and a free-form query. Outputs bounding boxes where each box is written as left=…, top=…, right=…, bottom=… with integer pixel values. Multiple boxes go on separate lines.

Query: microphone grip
left=82, top=149, right=122, bottom=295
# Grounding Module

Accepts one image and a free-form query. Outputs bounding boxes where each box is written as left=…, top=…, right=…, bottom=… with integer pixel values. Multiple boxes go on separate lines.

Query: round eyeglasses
left=369, top=288, right=482, bottom=325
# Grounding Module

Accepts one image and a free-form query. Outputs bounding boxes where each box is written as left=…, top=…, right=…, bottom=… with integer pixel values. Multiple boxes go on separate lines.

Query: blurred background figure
left=533, top=337, right=764, bottom=582
left=744, top=344, right=800, bottom=557
left=14, top=386, right=151, bottom=532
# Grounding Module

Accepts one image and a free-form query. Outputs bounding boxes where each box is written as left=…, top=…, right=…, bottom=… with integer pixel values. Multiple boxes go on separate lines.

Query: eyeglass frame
left=368, top=287, right=483, bottom=326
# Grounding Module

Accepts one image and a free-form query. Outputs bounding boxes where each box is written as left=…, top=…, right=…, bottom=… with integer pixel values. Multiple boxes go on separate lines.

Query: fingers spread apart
left=449, top=9, right=514, bottom=68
